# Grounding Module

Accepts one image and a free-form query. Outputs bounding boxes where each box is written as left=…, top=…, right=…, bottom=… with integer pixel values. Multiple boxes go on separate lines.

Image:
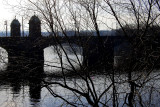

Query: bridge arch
left=43, top=43, right=83, bottom=74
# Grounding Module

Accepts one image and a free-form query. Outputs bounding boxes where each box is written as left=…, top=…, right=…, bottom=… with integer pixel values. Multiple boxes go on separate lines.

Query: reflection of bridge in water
left=1, top=16, right=160, bottom=107
left=0, top=15, right=114, bottom=72
left=0, top=72, right=42, bottom=107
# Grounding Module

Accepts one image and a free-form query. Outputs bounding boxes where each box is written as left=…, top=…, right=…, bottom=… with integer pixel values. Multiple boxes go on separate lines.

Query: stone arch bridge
left=0, top=36, right=114, bottom=72
left=0, top=16, right=114, bottom=72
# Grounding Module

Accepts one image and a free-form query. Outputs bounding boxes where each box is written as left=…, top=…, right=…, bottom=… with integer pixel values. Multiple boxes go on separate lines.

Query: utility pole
left=74, top=11, right=77, bottom=36
left=4, top=20, right=7, bottom=37
left=22, top=17, right=24, bottom=37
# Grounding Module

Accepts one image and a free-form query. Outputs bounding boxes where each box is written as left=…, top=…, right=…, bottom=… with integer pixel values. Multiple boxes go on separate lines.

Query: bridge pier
left=82, top=37, right=114, bottom=70
left=27, top=48, right=44, bottom=74
left=7, top=47, right=44, bottom=74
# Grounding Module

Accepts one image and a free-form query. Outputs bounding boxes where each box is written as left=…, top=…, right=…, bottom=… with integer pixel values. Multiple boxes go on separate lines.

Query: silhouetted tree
left=3, top=0, right=160, bottom=106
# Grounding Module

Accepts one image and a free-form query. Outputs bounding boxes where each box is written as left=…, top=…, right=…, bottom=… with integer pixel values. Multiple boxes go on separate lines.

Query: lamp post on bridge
left=4, top=20, right=7, bottom=37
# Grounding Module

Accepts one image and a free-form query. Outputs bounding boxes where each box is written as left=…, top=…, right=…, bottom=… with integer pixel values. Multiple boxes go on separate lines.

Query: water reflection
left=29, top=78, right=42, bottom=107
left=44, top=43, right=83, bottom=74
left=0, top=43, right=83, bottom=73
left=0, top=71, right=160, bottom=106
left=0, top=44, right=83, bottom=107
left=29, top=78, right=41, bottom=99
left=0, top=74, right=42, bottom=107
left=0, top=44, right=160, bottom=106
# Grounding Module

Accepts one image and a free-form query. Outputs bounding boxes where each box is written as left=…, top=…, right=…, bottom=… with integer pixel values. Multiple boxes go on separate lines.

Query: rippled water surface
left=0, top=45, right=160, bottom=107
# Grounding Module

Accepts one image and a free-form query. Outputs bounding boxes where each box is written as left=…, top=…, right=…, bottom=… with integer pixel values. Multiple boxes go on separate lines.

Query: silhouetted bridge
left=0, top=35, right=114, bottom=72
left=4, top=15, right=150, bottom=73
left=1, top=15, right=160, bottom=75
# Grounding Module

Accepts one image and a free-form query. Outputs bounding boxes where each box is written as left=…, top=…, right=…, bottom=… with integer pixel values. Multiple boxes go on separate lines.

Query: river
left=0, top=44, right=160, bottom=107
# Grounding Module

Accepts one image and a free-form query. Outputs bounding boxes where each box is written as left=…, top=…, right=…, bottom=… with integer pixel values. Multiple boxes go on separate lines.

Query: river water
left=0, top=44, right=160, bottom=107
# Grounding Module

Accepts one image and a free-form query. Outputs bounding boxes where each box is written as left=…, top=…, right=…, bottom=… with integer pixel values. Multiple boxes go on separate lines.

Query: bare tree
left=101, top=0, right=160, bottom=106
left=3, top=0, right=160, bottom=106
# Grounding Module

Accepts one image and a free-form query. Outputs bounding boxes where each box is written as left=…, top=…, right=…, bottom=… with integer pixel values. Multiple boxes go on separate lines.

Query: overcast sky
left=0, top=0, right=118, bottom=34
left=0, top=0, right=17, bottom=33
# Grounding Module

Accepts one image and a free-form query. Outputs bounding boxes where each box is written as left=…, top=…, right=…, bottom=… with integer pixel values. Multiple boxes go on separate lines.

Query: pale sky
left=0, top=0, right=14, bottom=19
left=0, top=0, right=118, bottom=34
left=0, top=0, right=17, bottom=33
